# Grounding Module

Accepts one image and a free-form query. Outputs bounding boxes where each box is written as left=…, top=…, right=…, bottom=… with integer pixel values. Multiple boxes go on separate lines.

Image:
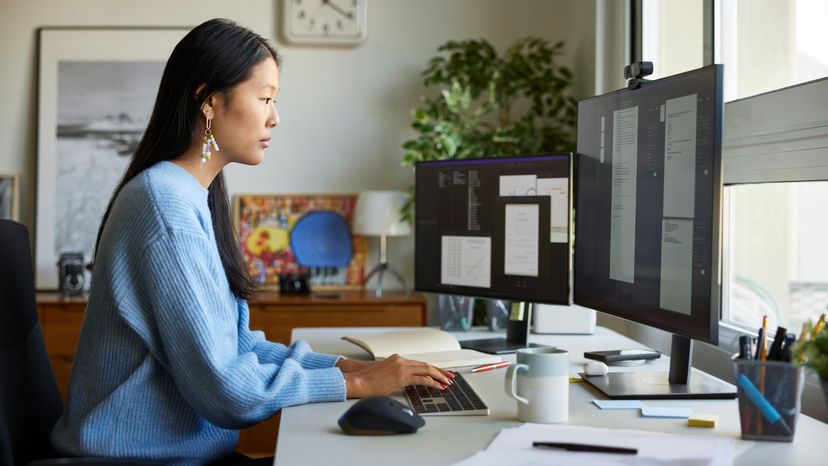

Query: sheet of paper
left=659, top=218, right=694, bottom=315
left=662, top=94, right=697, bottom=218
left=441, top=235, right=492, bottom=288
left=593, top=400, right=693, bottom=418
left=499, top=174, right=537, bottom=196
left=610, top=106, right=639, bottom=283
left=593, top=400, right=646, bottom=410
left=400, top=349, right=501, bottom=369
left=504, top=204, right=539, bottom=277
left=640, top=406, right=693, bottom=418
left=450, top=423, right=735, bottom=466
left=536, top=177, right=569, bottom=243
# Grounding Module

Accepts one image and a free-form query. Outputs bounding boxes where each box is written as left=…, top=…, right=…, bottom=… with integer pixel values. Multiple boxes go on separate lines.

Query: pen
left=736, top=374, right=792, bottom=436
left=759, top=315, right=768, bottom=361
left=813, top=313, right=826, bottom=338
left=753, top=328, right=763, bottom=360
left=469, top=361, right=511, bottom=373
left=738, top=335, right=752, bottom=360
left=757, top=315, right=768, bottom=435
left=779, top=333, right=796, bottom=362
left=532, top=442, right=637, bottom=455
left=767, top=326, right=787, bottom=361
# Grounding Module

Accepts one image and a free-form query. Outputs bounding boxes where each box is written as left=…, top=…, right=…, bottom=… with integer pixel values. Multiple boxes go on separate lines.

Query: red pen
left=469, top=361, right=511, bottom=373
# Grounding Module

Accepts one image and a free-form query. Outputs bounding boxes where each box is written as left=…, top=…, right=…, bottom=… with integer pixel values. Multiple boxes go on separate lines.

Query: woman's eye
left=262, top=98, right=272, bottom=104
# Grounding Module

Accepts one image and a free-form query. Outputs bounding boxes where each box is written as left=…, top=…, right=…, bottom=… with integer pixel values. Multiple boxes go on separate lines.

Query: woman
left=51, top=18, right=453, bottom=465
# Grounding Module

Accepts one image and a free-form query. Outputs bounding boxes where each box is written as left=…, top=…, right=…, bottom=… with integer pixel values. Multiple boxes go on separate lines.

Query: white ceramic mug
left=504, top=347, right=569, bottom=423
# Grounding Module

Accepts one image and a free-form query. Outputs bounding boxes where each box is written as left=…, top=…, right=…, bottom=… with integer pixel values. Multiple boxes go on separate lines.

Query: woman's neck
left=172, top=145, right=227, bottom=189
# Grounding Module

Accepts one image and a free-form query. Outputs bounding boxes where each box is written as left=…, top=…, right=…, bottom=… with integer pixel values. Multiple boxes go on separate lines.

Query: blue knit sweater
left=51, top=161, right=346, bottom=464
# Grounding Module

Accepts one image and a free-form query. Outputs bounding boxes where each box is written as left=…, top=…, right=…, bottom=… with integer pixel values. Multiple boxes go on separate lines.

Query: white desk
left=274, top=327, right=827, bottom=466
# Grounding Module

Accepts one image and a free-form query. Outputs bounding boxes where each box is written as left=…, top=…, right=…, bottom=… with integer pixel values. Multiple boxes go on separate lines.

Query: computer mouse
left=583, top=361, right=609, bottom=376
left=338, top=396, right=425, bottom=435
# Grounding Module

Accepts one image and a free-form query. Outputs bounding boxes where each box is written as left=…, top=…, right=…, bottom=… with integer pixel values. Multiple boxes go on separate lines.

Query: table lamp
left=353, top=191, right=411, bottom=297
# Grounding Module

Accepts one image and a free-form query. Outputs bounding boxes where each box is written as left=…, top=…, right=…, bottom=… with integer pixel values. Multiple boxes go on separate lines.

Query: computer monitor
left=574, top=64, right=736, bottom=399
left=415, top=154, right=572, bottom=354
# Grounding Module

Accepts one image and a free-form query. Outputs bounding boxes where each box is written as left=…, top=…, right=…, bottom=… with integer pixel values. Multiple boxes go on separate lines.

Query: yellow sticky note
left=569, top=377, right=583, bottom=383
left=509, top=302, right=525, bottom=321
left=687, top=414, right=718, bottom=428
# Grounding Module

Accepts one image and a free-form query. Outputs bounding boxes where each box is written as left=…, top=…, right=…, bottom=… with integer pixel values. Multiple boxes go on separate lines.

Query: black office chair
left=0, top=219, right=163, bottom=466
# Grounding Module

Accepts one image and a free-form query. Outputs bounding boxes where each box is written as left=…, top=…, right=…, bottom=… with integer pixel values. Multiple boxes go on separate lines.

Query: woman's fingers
left=411, top=375, right=444, bottom=390
left=406, top=360, right=452, bottom=385
left=423, top=364, right=452, bottom=385
left=395, top=356, right=452, bottom=384
left=342, top=355, right=453, bottom=397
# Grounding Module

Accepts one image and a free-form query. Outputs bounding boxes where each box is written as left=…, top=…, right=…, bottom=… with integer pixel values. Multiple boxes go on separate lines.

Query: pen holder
left=733, top=358, right=804, bottom=442
left=437, top=294, right=474, bottom=331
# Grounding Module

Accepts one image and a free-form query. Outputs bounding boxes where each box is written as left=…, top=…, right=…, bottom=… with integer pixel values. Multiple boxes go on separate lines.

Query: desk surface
left=275, top=327, right=827, bottom=466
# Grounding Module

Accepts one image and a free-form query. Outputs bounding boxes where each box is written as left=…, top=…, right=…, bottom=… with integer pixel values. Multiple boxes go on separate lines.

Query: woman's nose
left=268, top=107, right=279, bottom=128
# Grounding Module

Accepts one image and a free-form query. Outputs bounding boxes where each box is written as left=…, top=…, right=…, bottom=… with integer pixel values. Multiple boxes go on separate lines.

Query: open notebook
left=341, top=328, right=502, bottom=368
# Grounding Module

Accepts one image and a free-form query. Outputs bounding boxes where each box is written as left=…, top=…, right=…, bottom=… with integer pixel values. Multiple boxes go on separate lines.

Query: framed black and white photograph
left=0, top=173, right=19, bottom=221
left=36, top=27, right=188, bottom=289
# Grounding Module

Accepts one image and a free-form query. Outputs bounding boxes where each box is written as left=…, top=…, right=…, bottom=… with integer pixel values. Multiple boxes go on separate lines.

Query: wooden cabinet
left=37, top=291, right=427, bottom=457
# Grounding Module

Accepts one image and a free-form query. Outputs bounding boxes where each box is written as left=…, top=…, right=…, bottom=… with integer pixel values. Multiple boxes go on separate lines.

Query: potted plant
left=401, top=36, right=577, bottom=218
left=793, top=316, right=828, bottom=405
left=401, top=37, right=577, bottom=328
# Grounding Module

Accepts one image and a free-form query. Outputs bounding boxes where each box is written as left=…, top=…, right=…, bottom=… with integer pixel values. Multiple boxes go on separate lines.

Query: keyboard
left=403, top=372, right=489, bottom=416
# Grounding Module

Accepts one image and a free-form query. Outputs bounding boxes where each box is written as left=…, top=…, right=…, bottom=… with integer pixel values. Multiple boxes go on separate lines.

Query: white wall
left=0, top=0, right=595, bottom=294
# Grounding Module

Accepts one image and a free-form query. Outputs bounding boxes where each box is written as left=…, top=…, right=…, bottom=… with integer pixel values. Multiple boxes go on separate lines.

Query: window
left=717, top=0, right=828, bottom=101
left=725, top=182, right=828, bottom=334
left=717, top=0, right=828, bottom=334
left=640, top=0, right=828, bottom=336
left=642, top=0, right=704, bottom=80
left=644, top=0, right=828, bottom=101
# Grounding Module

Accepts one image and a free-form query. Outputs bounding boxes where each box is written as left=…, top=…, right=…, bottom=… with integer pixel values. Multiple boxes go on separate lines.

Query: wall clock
left=282, top=0, right=367, bottom=45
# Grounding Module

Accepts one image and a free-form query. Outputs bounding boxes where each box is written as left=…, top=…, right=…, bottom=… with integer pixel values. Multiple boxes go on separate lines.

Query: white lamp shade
left=352, top=191, right=411, bottom=236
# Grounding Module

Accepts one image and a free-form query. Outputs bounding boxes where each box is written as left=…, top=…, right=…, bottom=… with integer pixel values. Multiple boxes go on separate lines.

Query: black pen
left=780, top=333, right=796, bottom=362
left=754, top=328, right=764, bottom=360
left=738, top=335, right=752, bottom=360
left=767, top=326, right=787, bottom=360
left=532, top=442, right=638, bottom=455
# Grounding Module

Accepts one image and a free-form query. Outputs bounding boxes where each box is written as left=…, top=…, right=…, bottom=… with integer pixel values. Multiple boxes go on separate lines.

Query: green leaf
left=404, top=36, right=576, bottom=162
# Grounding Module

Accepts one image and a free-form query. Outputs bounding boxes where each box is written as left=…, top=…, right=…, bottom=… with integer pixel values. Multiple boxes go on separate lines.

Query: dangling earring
left=201, top=116, right=219, bottom=167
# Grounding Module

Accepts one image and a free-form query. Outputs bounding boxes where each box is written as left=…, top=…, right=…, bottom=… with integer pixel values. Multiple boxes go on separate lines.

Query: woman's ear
left=200, top=98, right=215, bottom=120
left=194, top=83, right=215, bottom=119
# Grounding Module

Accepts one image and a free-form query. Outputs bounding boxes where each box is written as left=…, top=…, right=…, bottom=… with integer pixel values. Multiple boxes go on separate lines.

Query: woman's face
left=205, top=57, right=280, bottom=166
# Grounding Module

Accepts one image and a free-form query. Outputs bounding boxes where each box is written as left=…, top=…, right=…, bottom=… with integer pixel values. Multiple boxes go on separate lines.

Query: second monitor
left=415, top=154, right=572, bottom=353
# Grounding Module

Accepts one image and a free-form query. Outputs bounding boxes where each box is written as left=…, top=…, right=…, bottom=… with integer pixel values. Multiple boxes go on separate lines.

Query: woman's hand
left=342, top=355, right=456, bottom=398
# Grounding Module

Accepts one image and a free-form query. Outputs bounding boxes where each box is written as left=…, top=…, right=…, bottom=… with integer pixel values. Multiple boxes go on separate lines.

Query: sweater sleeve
left=131, top=232, right=346, bottom=429
left=236, top=299, right=342, bottom=370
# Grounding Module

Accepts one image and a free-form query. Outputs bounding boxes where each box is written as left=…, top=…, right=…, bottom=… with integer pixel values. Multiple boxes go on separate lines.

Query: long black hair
left=95, top=18, right=280, bottom=300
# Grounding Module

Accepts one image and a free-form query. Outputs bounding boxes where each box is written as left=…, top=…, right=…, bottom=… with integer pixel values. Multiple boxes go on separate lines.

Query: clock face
left=283, top=0, right=367, bottom=45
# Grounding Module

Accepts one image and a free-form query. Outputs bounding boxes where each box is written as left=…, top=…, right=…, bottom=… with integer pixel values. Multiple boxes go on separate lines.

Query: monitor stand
left=460, top=302, right=548, bottom=355
left=581, top=334, right=737, bottom=399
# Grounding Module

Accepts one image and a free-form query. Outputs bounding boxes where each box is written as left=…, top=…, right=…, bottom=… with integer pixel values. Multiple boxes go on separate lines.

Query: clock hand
left=323, top=0, right=353, bottom=19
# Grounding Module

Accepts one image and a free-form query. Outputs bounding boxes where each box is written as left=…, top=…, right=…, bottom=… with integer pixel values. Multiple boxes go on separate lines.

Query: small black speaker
left=58, top=252, right=85, bottom=297
left=279, top=272, right=310, bottom=294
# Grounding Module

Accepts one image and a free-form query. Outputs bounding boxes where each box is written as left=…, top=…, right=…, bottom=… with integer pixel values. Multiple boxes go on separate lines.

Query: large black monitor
left=415, top=154, right=572, bottom=353
left=575, top=64, right=735, bottom=398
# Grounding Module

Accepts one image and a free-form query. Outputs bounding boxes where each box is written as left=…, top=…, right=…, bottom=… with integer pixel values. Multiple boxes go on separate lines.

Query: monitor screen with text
left=574, top=65, right=723, bottom=343
left=415, top=154, right=571, bottom=304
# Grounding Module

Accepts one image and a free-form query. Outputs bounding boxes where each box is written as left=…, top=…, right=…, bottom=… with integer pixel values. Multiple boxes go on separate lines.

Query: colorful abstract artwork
left=234, top=194, right=366, bottom=290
